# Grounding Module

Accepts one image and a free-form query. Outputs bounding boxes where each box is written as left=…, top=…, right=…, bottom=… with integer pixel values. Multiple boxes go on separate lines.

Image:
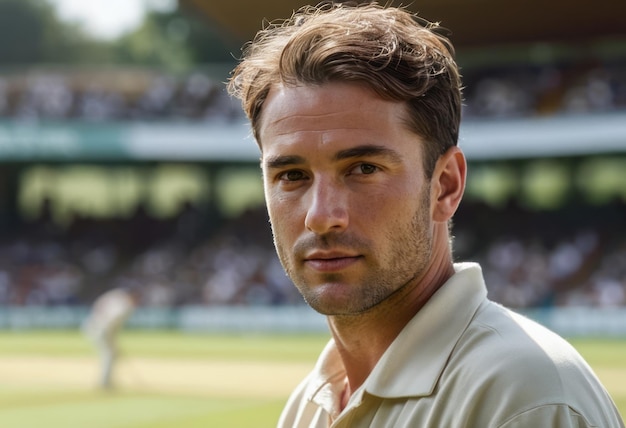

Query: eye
left=279, top=170, right=307, bottom=182
left=349, top=163, right=379, bottom=175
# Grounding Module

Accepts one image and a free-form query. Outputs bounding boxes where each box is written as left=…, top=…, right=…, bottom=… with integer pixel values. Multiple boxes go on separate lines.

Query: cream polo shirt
left=278, top=263, right=624, bottom=428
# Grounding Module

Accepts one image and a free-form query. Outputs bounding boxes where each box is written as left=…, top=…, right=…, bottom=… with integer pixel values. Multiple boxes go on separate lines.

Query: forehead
left=257, top=82, right=413, bottom=152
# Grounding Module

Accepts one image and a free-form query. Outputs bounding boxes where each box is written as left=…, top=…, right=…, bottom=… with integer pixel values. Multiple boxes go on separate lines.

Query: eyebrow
left=334, top=145, right=403, bottom=163
left=264, top=154, right=306, bottom=170
left=264, top=144, right=403, bottom=170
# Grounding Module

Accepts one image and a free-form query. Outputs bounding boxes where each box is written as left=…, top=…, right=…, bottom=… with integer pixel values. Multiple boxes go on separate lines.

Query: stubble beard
left=272, top=190, right=433, bottom=316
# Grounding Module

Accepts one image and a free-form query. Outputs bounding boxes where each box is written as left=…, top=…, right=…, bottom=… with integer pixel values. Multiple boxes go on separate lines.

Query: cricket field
left=0, top=330, right=624, bottom=427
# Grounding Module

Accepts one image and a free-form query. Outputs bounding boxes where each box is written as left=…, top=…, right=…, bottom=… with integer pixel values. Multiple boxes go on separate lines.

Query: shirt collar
left=305, top=262, right=488, bottom=410
left=304, top=337, right=346, bottom=418
left=364, top=262, right=487, bottom=398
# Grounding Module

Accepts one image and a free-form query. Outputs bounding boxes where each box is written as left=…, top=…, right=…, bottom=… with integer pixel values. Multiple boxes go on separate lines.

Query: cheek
left=264, top=182, right=284, bottom=221
left=353, top=184, right=413, bottom=220
left=361, top=184, right=429, bottom=231
left=266, top=195, right=302, bottom=240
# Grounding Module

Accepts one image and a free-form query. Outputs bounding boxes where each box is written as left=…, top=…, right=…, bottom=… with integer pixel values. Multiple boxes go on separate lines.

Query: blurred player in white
left=82, top=287, right=138, bottom=390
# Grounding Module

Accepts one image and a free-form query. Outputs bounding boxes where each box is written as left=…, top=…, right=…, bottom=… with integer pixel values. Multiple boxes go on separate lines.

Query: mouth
left=303, top=252, right=362, bottom=272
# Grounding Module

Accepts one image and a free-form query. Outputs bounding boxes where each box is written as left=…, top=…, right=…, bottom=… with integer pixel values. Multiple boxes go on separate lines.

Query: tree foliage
left=0, top=0, right=114, bottom=66
left=0, top=0, right=236, bottom=69
left=113, top=6, right=238, bottom=71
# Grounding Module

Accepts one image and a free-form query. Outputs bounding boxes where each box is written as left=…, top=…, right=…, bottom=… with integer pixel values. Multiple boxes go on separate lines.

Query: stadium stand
left=0, top=6, right=625, bottom=311
left=0, top=193, right=625, bottom=309
left=0, top=67, right=241, bottom=123
left=0, top=60, right=624, bottom=122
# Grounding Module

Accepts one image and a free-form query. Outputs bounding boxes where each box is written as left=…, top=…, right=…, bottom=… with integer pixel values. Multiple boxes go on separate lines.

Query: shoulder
left=442, top=301, right=622, bottom=427
left=454, top=301, right=587, bottom=374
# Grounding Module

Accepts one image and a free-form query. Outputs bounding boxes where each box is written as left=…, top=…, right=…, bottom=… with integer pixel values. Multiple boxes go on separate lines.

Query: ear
left=431, top=147, right=466, bottom=223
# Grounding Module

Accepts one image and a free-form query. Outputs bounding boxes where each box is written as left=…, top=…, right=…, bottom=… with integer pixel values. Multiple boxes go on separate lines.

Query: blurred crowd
left=453, top=199, right=626, bottom=308
left=0, top=68, right=241, bottom=123
left=462, top=60, right=626, bottom=118
left=0, top=202, right=303, bottom=309
left=0, top=59, right=624, bottom=123
left=0, top=198, right=624, bottom=309
left=0, top=58, right=624, bottom=310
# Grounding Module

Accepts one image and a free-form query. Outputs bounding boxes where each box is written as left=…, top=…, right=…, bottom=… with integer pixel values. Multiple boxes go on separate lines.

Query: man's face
left=258, top=82, right=435, bottom=316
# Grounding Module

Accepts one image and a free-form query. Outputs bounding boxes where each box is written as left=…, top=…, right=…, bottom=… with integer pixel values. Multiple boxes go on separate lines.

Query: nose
left=304, top=179, right=349, bottom=234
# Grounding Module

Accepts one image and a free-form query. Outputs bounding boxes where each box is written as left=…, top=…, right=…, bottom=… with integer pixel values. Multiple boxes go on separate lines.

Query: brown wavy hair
left=227, top=2, right=463, bottom=177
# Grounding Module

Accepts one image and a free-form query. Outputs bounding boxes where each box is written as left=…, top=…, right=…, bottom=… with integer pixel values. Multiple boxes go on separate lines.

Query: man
left=227, top=3, right=624, bottom=427
left=82, top=287, right=138, bottom=390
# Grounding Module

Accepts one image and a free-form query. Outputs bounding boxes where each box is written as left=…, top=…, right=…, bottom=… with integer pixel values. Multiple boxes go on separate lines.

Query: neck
left=328, top=229, right=455, bottom=393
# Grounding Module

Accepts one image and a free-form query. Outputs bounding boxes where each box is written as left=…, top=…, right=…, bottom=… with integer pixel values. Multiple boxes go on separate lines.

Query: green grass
left=0, top=331, right=624, bottom=427
left=0, top=329, right=330, bottom=361
left=569, top=338, right=626, bottom=367
left=0, top=330, right=329, bottom=428
left=568, top=338, right=626, bottom=417
left=0, top=391, right=285, bottom=428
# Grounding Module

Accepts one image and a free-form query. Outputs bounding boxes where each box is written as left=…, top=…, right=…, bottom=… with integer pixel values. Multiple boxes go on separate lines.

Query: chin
left=305, top=294, right=372, bottom=316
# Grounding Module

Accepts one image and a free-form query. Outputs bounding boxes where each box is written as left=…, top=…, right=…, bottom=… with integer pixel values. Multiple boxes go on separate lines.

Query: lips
left=303, top=251, right=362, bottom=272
